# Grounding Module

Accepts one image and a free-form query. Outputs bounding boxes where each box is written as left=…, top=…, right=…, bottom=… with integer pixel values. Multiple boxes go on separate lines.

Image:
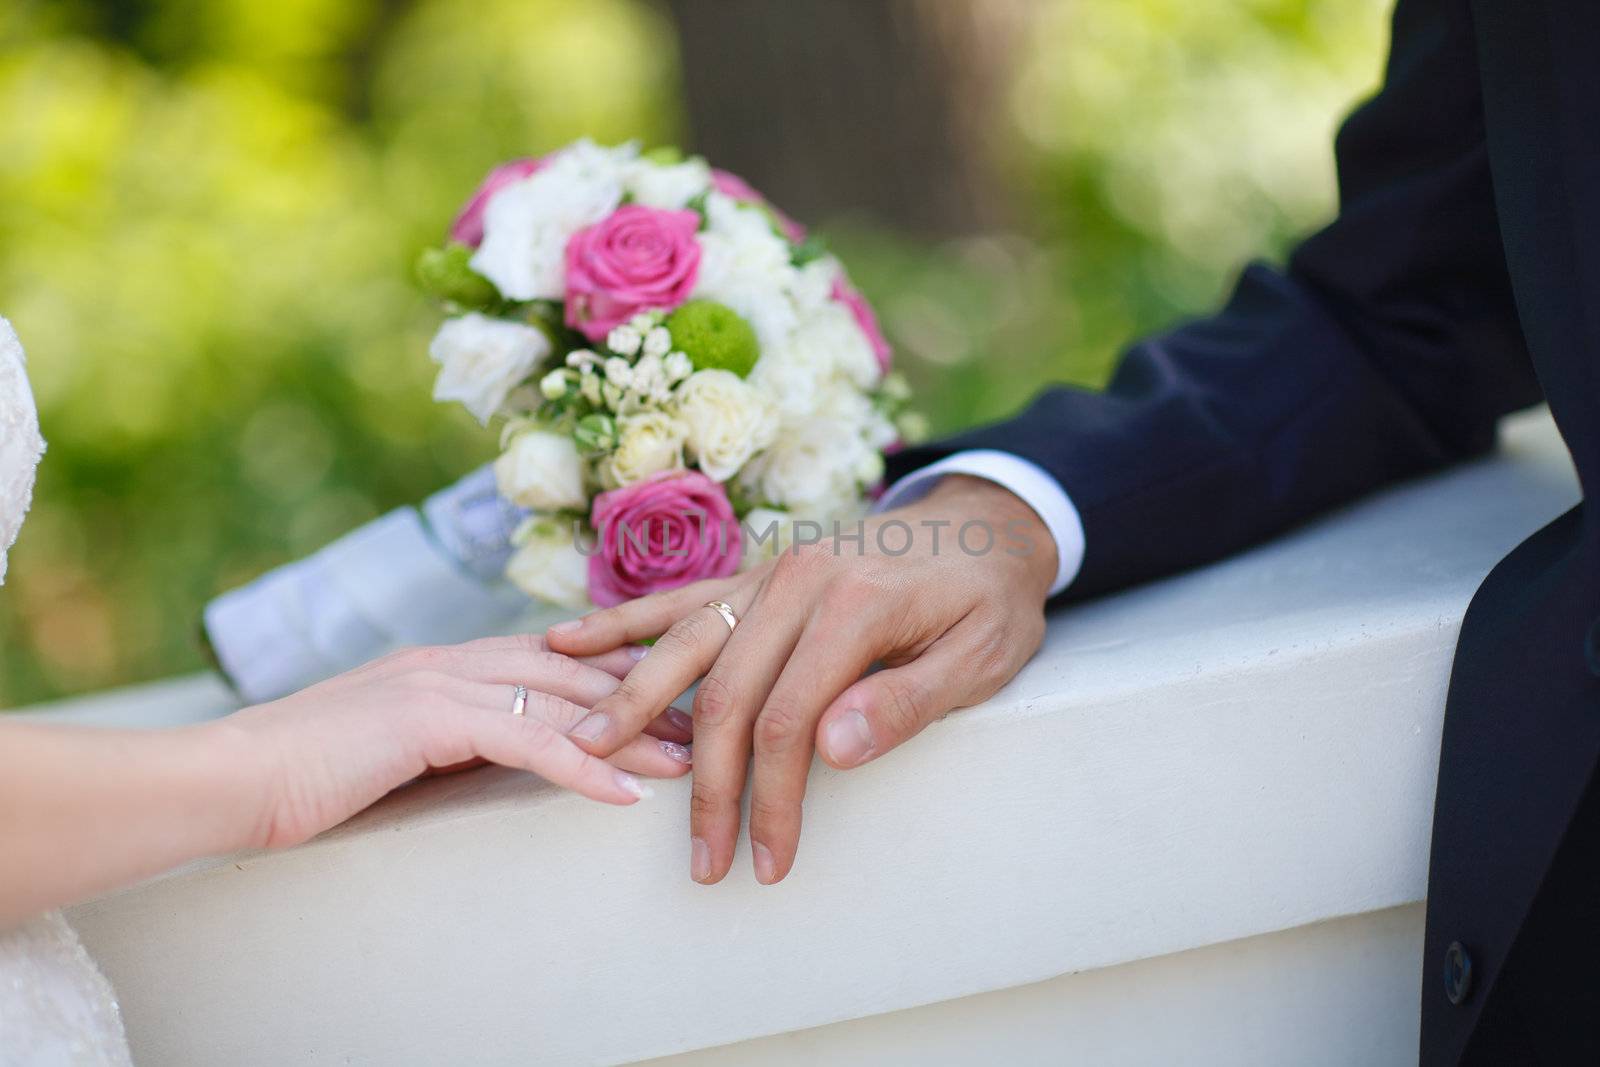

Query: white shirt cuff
left=875, top=449, right=1085, bottom=596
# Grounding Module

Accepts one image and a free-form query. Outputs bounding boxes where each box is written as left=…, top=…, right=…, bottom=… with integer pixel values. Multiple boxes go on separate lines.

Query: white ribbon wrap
left=203, top=466, right=536, bottom=704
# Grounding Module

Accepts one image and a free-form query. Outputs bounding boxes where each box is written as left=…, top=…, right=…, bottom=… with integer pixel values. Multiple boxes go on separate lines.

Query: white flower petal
left=430, top=314, right=551, bottom=424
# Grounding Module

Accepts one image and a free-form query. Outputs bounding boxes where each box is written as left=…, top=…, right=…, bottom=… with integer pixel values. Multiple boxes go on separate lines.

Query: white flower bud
left=632, top=353, right=664, bottom=395
left=641, top=326, right=672, bottom=359
left=579, top=370, right=603, bottom=406
left=607, top=324, right=642, bottom=356
left=601, top=382, right=624, bottom=410
left=539, top=369, right=569, bottom=401
left=566, top=348, right=600, bottom=368
left=664, top=350, right=693, bottom=383
left=629, top=312, right=657, bottom=333
left=854, top=450, right=885, bottom=485
left=604, top=357, right=634, bottom=388
left=895, top=410, right=929, bottom=443
left=880, top=372, right=912, bottom=403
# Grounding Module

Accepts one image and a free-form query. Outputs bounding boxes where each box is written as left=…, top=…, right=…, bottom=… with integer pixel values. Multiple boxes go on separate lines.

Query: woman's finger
left=610, top=735, right=693, bottom=778
left=454, top=683, right=690, bottom=775
left=544, top=573, right=751, bottom=656
left=413, top=646, right=635, bottom=708
left=579, top=645, right=656, bottom=680
left=442, top=631, right=649, bottom=680
left=643, top=706, right=695, bottom=743
left=565, top=587, right=756, bottom=757
left=467, top=707, right=651, bottom=805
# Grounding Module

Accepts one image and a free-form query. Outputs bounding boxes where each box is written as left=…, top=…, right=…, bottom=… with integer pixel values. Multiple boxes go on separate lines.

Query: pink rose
left=564, top=206, right=702, bottom=342
left=711, top=168, right=807, bottom=243
left=832, top=277, right=893, bottom=373
left=587, top=471, right=741, bottom=607
left=450, top=157, right=545, bottom=248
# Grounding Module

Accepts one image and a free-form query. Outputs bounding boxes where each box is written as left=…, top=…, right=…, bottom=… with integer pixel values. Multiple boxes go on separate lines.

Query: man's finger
left=746, top=611, right=882, bottom=884
left=814, top=612, right=1026, bottom=770
left=686, top=585, right=804, bottom=885
left=565, top=600, right=744, bottom=757
left=544, top=574, right=748, bottom=656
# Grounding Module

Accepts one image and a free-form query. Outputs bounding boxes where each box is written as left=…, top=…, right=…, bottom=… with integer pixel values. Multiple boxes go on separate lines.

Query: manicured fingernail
left=753, top=841, right=777, bottom=884
left=691, top=837, right=712, bottom=882
left=659, top=740, right=692, bottom=764
left=667, top=708, right=693, bottom=734
left=550, top=619, right=583, bottom=634
left=616, top=772, right=651, bottom=800
left=824, top=708, right=876, bottom=767
left=629, top=644, right=650, bottom=661
left=569, top=712, right=609, bottom=743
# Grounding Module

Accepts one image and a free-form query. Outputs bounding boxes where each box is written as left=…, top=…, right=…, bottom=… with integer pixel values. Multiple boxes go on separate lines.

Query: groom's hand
left=547, top=476, right=1056, bottom=885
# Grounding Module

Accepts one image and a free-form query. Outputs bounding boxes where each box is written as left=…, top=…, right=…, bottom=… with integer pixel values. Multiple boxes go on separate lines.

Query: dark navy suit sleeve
left=887, top=0, right=1542, bottom=601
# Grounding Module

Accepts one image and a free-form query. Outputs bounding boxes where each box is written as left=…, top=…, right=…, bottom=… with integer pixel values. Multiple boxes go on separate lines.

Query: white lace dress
left=0, top=316, right=133, bottom=1065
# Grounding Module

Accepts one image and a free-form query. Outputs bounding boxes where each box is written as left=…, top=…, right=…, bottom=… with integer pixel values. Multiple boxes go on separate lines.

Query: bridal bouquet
left=416, top=140, right=919, bottom=610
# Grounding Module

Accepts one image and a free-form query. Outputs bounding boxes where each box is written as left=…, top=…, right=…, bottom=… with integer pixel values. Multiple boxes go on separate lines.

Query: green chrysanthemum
left=415, top=243, right=500, bottom=310
left=665, top=300, right=759, bottom=378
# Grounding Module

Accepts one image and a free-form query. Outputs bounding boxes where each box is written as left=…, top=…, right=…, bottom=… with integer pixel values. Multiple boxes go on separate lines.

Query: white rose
left=494, top=429, right=588, bottom=512
left=740, top=416, right=862, bottom=516
left=673, top=369, right=776, bottom=482
left=602, top=411, right=688, bottom=487
left=817, top=379, right=898, bottom=452
left=470, top=140, right=636, bottom=300
left=506, top=518, right=591, bottom=609
left=623, top=157, right=712, bottom=209
left=429, top=313, right=551, bottom=425
left=791, top=258, right=843, bottom=316
left=691, top=192, right=800, bottom=353
left=739, top=506, right=794, bottom=569
left=0, top=316, right=43, bottom=587
left=785, top=300, right=882, bottom=391
left=748, top=349, right=824, bottom=422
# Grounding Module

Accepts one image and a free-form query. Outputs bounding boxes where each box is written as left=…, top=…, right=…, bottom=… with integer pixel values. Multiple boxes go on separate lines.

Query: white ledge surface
left=23, top=410, right=1580, bottom=1065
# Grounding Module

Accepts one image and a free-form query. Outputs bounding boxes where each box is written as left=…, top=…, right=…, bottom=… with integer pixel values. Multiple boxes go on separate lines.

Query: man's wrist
left=920, top=475, right=1059, bottom=595
left=875, top=450, right=1085, bottom=595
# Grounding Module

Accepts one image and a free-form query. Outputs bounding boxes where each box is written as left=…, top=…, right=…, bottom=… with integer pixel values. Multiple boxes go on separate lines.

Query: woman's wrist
left=183, top=717, right=277, bottom=855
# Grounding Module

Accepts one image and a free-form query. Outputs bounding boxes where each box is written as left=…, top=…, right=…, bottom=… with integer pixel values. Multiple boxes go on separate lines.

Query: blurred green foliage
left=0, top=0, right=1388, bottom=706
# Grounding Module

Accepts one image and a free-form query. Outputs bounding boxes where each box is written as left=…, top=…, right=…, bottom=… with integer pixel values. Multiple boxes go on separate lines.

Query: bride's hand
left=216, top=633, right=692, bottom=850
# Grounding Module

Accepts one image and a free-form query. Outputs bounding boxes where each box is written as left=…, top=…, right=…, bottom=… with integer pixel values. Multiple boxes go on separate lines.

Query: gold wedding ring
left=510, top=684, right=528, bottom=717
left=705, top=601, right=738, bottom=633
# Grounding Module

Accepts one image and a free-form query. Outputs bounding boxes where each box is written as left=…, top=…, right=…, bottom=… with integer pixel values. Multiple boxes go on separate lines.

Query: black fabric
left=886, top=0, right=1600, bottom=1060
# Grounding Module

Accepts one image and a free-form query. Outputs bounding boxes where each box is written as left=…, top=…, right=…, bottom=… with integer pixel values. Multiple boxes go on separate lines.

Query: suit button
left=1586, top=617, right=1600, bottom=678
left=1444, top=941, right=1473, bottom=1005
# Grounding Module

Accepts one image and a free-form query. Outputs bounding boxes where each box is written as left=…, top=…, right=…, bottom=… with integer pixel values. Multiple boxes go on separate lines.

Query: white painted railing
left=18, top=410, right=1579, bottom=1066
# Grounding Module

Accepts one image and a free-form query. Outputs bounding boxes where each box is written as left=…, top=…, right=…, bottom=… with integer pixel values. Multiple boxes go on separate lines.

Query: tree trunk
left=665, top=0, right=1026, bottom=237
